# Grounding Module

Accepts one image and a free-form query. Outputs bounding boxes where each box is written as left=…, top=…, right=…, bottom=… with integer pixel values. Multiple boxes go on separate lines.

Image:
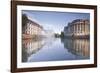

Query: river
left=22, top=37, right=90, bottom=62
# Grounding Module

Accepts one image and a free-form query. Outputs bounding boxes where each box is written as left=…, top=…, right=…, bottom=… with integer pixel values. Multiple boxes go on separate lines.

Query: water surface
left=22, top=37, right=90, bottom=62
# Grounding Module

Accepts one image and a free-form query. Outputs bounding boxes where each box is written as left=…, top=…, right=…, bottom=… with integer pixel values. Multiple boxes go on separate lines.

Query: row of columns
left=66, top=22, right=89, bottom=35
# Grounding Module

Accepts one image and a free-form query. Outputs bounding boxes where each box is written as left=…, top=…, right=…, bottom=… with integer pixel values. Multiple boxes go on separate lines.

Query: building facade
left=64, top=19, right=90, bottom=38
left=22, top=14, right=43, bottom=39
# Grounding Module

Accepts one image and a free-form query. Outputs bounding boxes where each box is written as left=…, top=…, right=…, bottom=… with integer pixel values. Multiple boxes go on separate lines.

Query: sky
left=22, top=10, right=90, bottom=34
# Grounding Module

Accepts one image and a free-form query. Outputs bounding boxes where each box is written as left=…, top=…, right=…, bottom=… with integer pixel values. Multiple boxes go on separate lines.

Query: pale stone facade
left=22, top=18, right=43, bottom=39
left=64, top=19, right=90, bottom=38
left=23, top=20, right=43, bottom=35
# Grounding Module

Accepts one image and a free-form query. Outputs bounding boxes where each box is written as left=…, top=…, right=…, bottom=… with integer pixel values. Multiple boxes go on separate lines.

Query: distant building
left=22, top=14, right=43, bottom=39
left=64, top=19, right=90, bottom=38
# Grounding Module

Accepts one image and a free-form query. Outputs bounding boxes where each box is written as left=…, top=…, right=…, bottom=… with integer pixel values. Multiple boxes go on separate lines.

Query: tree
left=22, top=14, right=28, bottom=27
left=60, top=31, right=64, bottom=37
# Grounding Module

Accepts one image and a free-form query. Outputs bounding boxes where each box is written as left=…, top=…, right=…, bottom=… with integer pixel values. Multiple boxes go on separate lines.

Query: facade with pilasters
left=64, top=19, right=90, bottom=38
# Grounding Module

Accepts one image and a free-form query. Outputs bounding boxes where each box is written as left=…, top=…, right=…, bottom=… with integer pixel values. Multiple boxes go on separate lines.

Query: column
left=86, top=23, right=88, bottom=35
left=88, top=24, right=89, bottom=35
left=80, top=23, right=82, bottom=34
left=84, top=23, right=87, bottom=35
left=75, top=24, right=76, bottom=33
left=83, top=22, right=85, bottom=35
left=86, top=22, right=88, bottom=35
left=80, top=23, right=81, bottom=34
left=79, top=23, right=80, bottom=34
left=80, top=22, right=82, bottom=34
left=76, top=24, right=78, bottom=35
left=75, top=24, right=77, bottom=35
left=78, top=24, right=79, bottom=34
left=81, top=23, right=82, bottom=34
left=82, top=23, right=83, bottom=34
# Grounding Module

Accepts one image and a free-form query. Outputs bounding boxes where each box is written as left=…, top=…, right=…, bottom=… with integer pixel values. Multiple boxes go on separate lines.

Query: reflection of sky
left=22, top=10, right=90, bottom=34
left=27, top=38, right=89, bottom=62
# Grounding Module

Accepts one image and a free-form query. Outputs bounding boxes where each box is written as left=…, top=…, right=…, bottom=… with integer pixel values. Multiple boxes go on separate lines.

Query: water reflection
left=22, top=38, right=90, bottom=62
left=22, top=39, right=46, bottom=62
left=61, top=38, right=90, bottom=58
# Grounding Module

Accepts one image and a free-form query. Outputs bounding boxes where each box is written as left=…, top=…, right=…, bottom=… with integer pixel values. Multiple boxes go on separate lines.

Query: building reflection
left=61, top=38, right=90, bottom=58
left=22, top=39, right=46, bottom=62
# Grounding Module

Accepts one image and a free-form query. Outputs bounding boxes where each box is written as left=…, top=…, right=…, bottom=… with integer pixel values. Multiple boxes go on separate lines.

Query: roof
left=72, top=19, right=89, bottom=24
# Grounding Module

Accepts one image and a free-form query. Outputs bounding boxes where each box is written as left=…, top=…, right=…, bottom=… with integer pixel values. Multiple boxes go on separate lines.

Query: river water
left=22, top=37, right=90, bottom=62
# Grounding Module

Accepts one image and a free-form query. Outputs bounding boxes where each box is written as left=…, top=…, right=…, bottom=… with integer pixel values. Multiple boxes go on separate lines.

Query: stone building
left=22, top=14, right=43, bottom=39
left=64, top=19, right=90, bottom=38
